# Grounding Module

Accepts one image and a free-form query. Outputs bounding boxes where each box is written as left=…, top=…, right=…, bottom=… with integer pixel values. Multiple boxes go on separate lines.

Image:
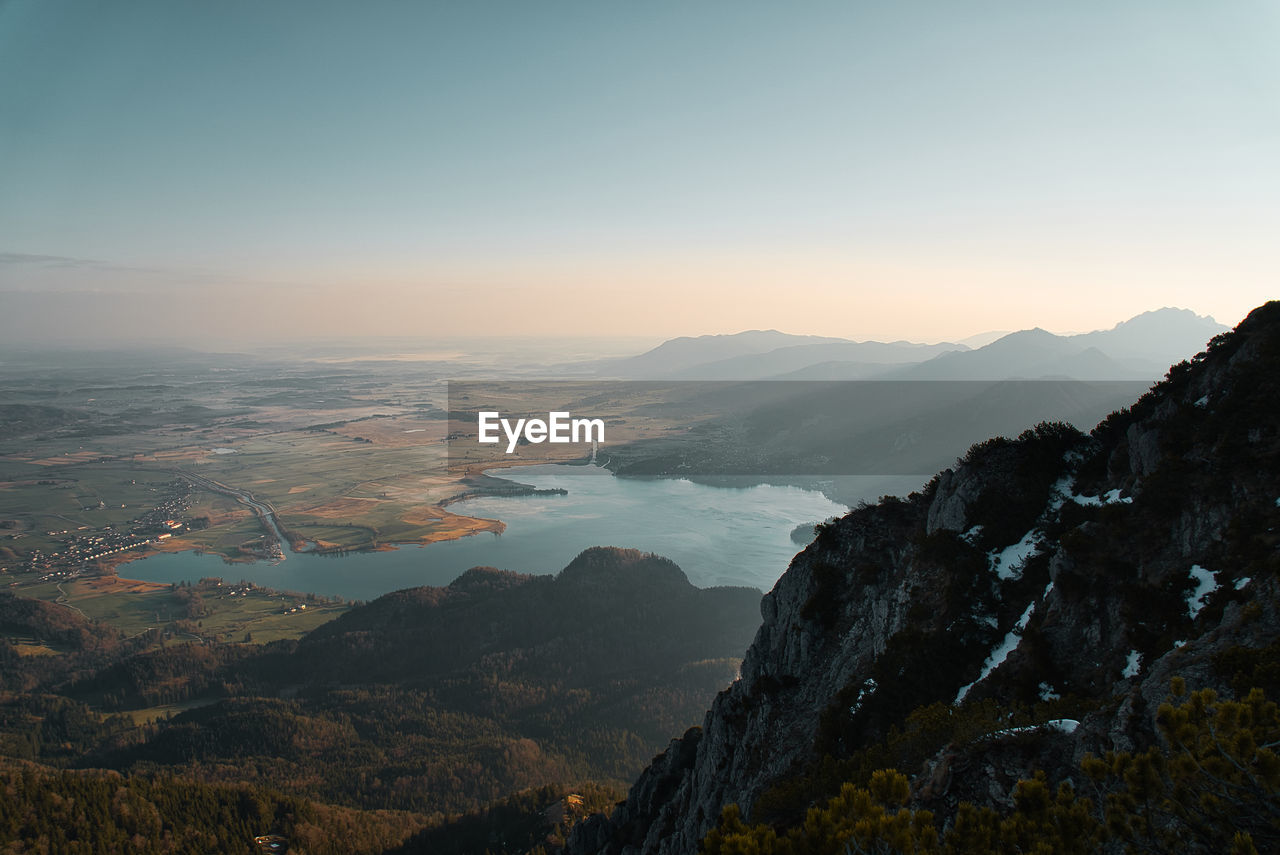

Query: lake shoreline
left=112, top=464, right=852, bottom=599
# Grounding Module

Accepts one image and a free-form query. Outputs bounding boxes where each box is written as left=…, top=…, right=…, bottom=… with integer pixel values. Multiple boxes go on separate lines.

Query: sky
left=1, top=0, right=1277, bottom=347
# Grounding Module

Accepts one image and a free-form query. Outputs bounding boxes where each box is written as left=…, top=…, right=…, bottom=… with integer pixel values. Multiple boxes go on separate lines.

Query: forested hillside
left=0, top=548, right=761, bottom=851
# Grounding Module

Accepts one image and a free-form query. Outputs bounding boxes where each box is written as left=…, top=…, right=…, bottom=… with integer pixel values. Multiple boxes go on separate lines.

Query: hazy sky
left=2, top=0, right=1277, bottom=345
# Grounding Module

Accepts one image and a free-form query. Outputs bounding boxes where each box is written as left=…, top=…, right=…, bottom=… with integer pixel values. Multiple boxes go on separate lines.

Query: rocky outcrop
left=572, top=302, right=1280, bottom=855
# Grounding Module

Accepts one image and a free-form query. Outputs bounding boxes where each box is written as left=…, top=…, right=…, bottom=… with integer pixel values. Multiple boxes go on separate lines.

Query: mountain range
left=599, top=308, right=1226, bottom=381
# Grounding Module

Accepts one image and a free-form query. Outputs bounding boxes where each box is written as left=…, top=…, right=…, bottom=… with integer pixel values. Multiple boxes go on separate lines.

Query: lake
left=120, top=465, right=910, bottom=599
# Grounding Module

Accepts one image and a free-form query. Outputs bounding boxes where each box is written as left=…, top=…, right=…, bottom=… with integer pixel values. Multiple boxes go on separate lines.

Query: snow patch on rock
left=955, top=598, right=1038, bottom=704
left=1050, top=475, right=1132, bottom=508
left=989, top=530, right=1041, bottom=581
left=848, top=678, right=878, bottom=716
left=978, top=718, right=1080, bottom=741
left=1071, top=487, right=1132, bottom=507
left=1187, top=565, right=1218, bottom=618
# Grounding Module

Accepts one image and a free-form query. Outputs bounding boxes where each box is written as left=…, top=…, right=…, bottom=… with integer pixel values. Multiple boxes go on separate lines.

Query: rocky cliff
left=572, top=301, right=1280, bottom=855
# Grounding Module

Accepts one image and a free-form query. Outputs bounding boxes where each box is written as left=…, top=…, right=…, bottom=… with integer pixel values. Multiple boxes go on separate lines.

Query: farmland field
left=0, top=347, right=708, bottom=642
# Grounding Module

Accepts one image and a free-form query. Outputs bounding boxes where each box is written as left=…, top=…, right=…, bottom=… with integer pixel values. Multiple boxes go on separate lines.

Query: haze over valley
left=3, top=0, right=1278, bottom=851
left=1, top=301, right=1276, bottom=853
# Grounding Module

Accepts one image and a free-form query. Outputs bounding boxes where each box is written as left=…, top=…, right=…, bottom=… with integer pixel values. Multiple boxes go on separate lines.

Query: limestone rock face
left=571, top=302, right=1280, bottom=855
left=925, top=468, right=970, bottom=534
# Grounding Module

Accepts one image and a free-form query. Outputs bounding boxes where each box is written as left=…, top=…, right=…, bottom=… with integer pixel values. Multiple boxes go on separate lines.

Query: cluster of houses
left=5, top=479, right=194, bottom=579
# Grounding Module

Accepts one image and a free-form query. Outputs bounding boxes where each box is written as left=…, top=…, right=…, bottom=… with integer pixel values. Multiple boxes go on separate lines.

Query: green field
left=121, top=696, right=221, bottom=725
left=13, top=577, right=348, bottom=644
left=0, top=462, right=181, bottom=557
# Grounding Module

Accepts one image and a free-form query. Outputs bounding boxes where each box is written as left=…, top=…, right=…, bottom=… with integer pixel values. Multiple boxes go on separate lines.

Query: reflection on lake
left=122, top=466, right=917, bottom=599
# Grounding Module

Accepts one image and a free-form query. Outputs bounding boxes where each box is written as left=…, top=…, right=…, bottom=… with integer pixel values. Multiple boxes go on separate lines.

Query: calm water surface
left=121, top=465, right=853, bottom=598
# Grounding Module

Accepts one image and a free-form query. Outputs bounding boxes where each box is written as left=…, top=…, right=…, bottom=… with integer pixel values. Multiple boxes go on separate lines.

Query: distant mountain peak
left=891, top=308, right=1228, bottom=381
left=1098, top=306, right=1220, bottom=335
left=997, top=327, right=1056, bottom=341
left=1113, top=305, right=1212, bottom=323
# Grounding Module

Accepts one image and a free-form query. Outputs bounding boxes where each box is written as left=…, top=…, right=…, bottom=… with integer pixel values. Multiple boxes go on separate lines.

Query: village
left=4, top=478, right=195, bottom=583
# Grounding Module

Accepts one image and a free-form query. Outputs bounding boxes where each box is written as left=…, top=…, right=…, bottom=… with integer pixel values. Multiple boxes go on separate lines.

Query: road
left=174, top=470, right=289, bottom=559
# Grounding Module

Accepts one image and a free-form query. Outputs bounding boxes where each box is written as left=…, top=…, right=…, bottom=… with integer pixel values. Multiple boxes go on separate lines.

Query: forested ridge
left=0, top=548, right=760, bottom=852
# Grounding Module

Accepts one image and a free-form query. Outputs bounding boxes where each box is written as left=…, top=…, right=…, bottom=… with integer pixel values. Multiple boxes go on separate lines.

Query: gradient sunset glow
left=2, top=1, right=1276, bottom=345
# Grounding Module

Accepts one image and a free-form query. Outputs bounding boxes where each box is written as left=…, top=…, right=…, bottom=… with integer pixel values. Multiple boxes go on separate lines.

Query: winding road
left=174, top=470, right=289, bottom=559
